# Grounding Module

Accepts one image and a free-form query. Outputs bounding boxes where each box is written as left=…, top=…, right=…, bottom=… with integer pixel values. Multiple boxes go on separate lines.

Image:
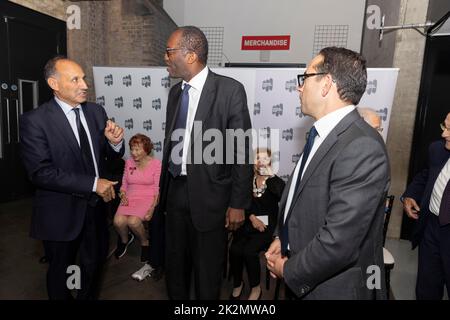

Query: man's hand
left=225, top=207, right=245, bottom=231
left=104, top=120, right=124, bottom=145
left=265, top=238, right=282, bottom=278
left=403, top=197, right=420, bottom=220
left=266, top=238, right=287, bottom=279
left=96, top=178, right=118, bottom=202
left=249, top=214, right=266, bottom=232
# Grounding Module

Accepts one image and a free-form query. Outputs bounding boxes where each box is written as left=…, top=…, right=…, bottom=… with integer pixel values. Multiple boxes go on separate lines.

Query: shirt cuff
left=92, top=177, right=98, bottom=192
left=110, top=140, right=123, bottom=152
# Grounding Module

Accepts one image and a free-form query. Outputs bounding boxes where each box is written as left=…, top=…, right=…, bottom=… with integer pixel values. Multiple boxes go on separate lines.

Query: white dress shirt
left=180, top=66, right=209, bottom=175
left=283, top=105, right=356, bottom=226
left=429, top=157, right=450, bottom=216
left=54, top=96, right=123, bottom=191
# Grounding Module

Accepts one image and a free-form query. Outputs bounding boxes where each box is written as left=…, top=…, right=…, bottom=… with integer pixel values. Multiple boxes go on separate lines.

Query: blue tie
left=74, top=108, right=96, bottom=176
left=439, top=179, right=450, bottom=226
left=280, top=126, right=318, bottom=256
left=168, top=84, right=191, bottom=177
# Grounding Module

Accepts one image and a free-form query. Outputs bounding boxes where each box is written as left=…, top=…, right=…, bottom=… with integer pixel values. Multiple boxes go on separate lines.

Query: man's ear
left=47, top=77, right=58, bottom=91
left=321, top=74, right=333, bottom=97
left=186, top=51, right=197, bottom=65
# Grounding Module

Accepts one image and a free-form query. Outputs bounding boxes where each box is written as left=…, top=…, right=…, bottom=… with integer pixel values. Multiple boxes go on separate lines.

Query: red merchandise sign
left=241, top=35, right=290, bottom=50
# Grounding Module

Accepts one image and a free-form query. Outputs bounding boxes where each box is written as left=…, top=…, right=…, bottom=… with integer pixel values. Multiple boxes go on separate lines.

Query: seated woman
left=229, top=148, right=285, bottom=300
left=113, top=134, right=161, bottom=264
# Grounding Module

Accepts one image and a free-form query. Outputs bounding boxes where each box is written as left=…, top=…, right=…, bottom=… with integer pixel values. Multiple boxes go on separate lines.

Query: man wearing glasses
left=158, top=26, right=252, bottom=299
left=266, top=47, right=390, bottom=299
left=402, top=112, right=450, bottom=300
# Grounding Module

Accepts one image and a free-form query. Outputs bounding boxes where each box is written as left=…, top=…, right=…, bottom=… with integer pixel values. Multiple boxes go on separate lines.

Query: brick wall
left=9, top=0, right=66, bottom=20
left=7, top=0, right=177, bottom=99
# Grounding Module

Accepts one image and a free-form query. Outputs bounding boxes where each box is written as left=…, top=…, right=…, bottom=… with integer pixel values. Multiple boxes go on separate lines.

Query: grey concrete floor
left=5, top=197, right=446, bottom=300
left=0, top=197, right=282, bottom=300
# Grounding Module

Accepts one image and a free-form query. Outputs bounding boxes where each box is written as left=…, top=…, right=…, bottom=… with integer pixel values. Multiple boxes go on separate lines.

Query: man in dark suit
left=20, top=57, right=125, bottom=300
left=159, top=26, right=252, bottom=299
left=402, top=112, right=450, bottom=300
left=266, top=47, right=390, bottom=299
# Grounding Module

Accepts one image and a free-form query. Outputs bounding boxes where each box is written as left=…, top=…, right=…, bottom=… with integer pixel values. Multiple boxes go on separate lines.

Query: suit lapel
left=81, top=103, right=100, bottom=166
left=48, top=99, right=83, bottom=163
left=191, top=71, right=216, bottom=145
left=285, top=109, right=361, bottom=221
left=166, top=85, right=182, bottom=141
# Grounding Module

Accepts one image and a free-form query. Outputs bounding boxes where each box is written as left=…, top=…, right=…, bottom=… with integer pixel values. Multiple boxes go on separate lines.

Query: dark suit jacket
left=402, top=140, right=450, bottom=249
left=158, top=70, right=253, bottom=232
left=19, top=98, right=124, bottom=241
left=278, top=110, right=390, bottom=299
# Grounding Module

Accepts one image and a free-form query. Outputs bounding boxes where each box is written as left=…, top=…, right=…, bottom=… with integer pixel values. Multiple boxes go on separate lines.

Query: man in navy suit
left=402, top=112, right=450, bottom=300
left=20, top=57, right=125, bottom=300
left=159, top=26, right=252, bottom=299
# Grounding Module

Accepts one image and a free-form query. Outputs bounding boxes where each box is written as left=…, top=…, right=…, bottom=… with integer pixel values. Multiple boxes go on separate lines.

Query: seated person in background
left=113, top=134, right=161, bottom=265
left=229, top=148, right=285, bottom=300
left=358, top=107, right=383, bottom=134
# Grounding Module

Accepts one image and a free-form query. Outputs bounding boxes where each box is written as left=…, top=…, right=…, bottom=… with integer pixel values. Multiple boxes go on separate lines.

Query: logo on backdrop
left=123, top=75, right=132, bottom=87
left=96, top=96, right=105, bottom=106
left=366, top=79, right=377, bottom=95
left=141, top=75, right=151, bottom=88
left=133, top=98, right=142, bottom=109
left=161, top=76, right=170, bottom=88
left=282, top=128, right=293, bottom=141
left=296, top=106, right=307, bottom=118
left=114, top=97, right=124, bottom=108
left=110, top=117, right=115, bottom=123
left=285, top=79, right=297, bottom=92
left=254, top=102, right=261, bottom=115
left=260, top=127, right=271, bottom=139
left=262, top=78, right=273, bottom=92
left=272, top=104, right=283, bottom=117
left=376, top=107, right=388, bottom=121
left=292, top=153, right=301, bottom=163
left=154, top=141, right=162, bottom=152
left=143, top=119, right=152, bottom=131
left=152, top=98, right=161, bottom=110
left=162, top=122, right=166, bottom=131
left=124, top=118, right=133, bottom=130
left=104, top=74, right=113, bottom=86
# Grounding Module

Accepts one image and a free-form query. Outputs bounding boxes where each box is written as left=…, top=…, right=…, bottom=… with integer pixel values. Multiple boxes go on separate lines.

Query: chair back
left=383, top=195, right=395, bottom=246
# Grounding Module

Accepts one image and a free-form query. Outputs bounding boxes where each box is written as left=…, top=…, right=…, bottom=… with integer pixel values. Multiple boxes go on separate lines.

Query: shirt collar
left=54, top=96, right=80, bottom=116
left=313, top=105, right=355, bottom=139
left=182, top=66, right=209, bottom=92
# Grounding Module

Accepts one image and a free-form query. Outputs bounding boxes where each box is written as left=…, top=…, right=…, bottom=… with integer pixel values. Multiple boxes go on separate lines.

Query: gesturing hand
left=96, top=178, right=118, bottom=202
left=104, top=120, right=124, bottom=145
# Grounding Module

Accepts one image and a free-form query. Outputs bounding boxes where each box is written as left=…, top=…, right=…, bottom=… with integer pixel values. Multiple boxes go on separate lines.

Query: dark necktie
left=280, top=126, right=318, bottom=255
left=439, top=179, right=450, bottom=226
left=74, top=108, right=96, bottom=176
left=168, top=84, right=191, bottom=177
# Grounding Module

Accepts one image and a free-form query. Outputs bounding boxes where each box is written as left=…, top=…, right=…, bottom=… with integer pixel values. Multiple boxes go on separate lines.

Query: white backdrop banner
left=93, top=67, right=399, bottom=180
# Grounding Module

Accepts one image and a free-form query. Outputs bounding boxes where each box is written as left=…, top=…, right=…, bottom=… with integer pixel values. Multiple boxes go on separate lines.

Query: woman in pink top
left=113, top=134, right=161, bottom=262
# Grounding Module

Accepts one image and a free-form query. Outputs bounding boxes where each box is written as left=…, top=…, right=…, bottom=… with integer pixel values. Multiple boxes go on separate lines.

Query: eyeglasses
left=440, top=122, right=450, bottom=131
left=376, top=127, right=384, bottom=133
left=165, top=47, right=183, bottom=55
left=297, top=72, right=327, bottom=87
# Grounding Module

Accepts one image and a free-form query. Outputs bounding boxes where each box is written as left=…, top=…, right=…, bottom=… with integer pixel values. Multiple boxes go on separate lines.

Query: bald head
left=359, top=107, right=382, bottom=133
